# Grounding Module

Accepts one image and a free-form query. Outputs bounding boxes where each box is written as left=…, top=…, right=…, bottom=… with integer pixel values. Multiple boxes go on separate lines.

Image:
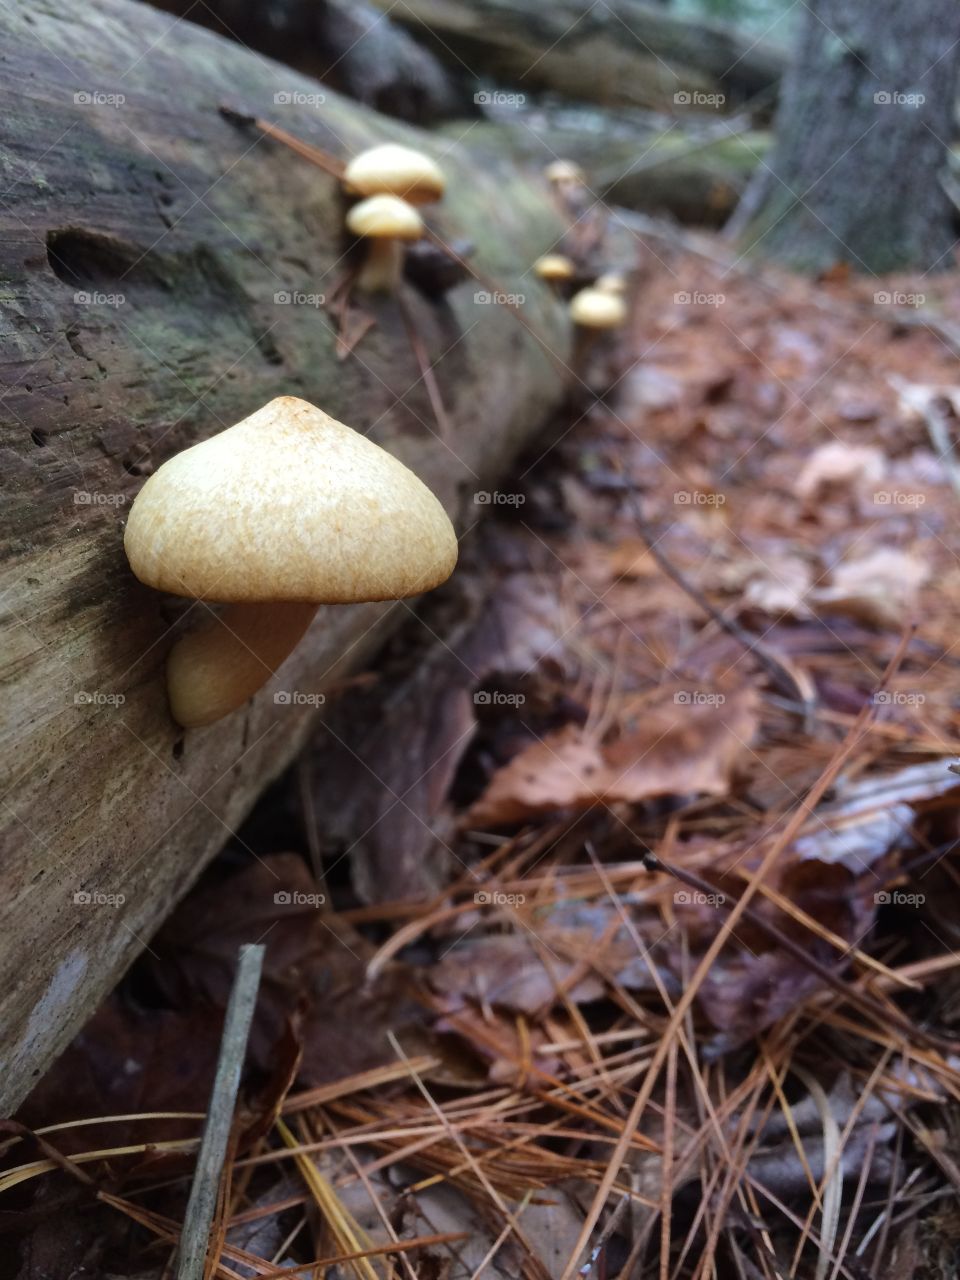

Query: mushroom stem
left=167, top=601, right=319, bottom=728
left=356, top=237, right=403, bottom=293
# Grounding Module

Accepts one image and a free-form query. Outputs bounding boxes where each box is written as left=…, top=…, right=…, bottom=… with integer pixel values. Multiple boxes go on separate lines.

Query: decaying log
left=376, top=0, right=786, bottom=114
left=0, top=0, right=571, bottom=1112
left=445, top=117, right=769, bottom=227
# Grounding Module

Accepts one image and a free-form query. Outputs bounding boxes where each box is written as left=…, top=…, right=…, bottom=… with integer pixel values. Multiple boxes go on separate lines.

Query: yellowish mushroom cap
left=594, top=272, right=627, bottom=295
left=344, top=144, right=445, bottom=205
left=346, top=194, right=424, bottom=241
left=534, top=254, right=575, bottom=282
left=124, top=397, right=458, bottom=604
left=569, top=288, right=627, bottom=329
left=545, top=159, right=585, bottom=186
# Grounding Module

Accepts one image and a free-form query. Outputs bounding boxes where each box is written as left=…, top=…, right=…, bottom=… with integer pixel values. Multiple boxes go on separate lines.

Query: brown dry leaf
left=742, top=553, right=814, bottom=617
left=468, top=683, right=759, bottom=826
left=809, top=546, right=930, bottom=627
left=794, top=440, right=886, bottom=501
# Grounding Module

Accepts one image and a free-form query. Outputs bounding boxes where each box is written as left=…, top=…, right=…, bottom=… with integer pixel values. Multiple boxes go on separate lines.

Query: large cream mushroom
left=124, top=397, right=457, bottom=728
left=346, top=194, right=424, bottom=293
left=343, top=144, right=445, bottom=206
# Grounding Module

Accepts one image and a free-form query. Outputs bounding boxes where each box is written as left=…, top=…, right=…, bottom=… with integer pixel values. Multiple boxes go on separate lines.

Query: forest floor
left=8, top=233, right=960, bottom=1279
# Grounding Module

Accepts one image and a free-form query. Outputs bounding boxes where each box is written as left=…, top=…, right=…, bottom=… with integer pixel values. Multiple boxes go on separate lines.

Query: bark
left=736, top=0, right=960, bottom=274
left=375, top=0, right=786, bottom=114
left=0, top=0, right=570, bottom=1113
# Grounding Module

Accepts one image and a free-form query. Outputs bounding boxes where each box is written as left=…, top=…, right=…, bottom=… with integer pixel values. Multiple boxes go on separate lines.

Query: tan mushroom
left=343, top=143, right=445, bottom=205
left=346, top=194, right=424, bottom=292
left=124, top=397, right=457, bottom=728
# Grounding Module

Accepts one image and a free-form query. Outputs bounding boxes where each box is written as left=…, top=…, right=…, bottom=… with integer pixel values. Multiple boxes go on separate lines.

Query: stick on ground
left=177, top=943, right=265, bottom=1280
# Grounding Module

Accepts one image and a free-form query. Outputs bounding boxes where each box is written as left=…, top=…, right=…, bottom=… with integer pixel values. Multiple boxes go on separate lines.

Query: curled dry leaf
left=468, top=682, right=760, bottom=826
left=794, top=440, right=886, bottom=501
left=809, top=546, right=930, bottom=628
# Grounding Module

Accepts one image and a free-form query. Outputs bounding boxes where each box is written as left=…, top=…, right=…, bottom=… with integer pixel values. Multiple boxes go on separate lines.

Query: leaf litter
left=8, top=237, right=960, bottom=1279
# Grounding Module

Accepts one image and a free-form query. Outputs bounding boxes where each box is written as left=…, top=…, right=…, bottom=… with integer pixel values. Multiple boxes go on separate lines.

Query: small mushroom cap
left=346, top=194, right=424, bottom=241
left=594, top=272, right=627, bottom=295
left=344, top=144, right=445, bottom=204
left=124, top=397, right=458, bottom=604
left=545, top=159, right=585, bottom=185
left=534, top=254, right=575, bottom=281
left=569, top=288, right=627, bottom=329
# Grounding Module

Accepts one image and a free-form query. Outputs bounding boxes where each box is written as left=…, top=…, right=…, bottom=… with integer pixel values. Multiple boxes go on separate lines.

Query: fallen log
left=377, top=0, right=787, bottom=114
left=0, top=0, right=570, bottom=1112
left=443, top=117, right=769, bottom=226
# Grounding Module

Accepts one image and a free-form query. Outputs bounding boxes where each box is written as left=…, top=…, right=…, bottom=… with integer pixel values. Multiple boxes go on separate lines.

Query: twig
left=219, top=105, right=344, bottom=179
left=177, top=944, right=265, bottom=1280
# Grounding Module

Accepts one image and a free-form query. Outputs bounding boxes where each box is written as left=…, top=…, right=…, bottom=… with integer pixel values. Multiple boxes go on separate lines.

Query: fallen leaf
left=468, top=683, right=759, bottom=825
left=809, top=547, right=930, bottom=627
left=795, top=441, right=885, bottom=501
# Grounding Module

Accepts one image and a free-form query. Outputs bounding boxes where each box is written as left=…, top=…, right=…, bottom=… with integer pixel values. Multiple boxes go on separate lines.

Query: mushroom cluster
left=125, top=397, right=457, bottom=728
left=342, top=143, right=445, bottom=294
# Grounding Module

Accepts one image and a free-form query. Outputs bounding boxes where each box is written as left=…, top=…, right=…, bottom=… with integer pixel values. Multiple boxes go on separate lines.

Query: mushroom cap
left=124, top=397, right=458, bottom=604
left=569, top=288, right=627, bottom=329
left=594, top=272, right=627, bottom=295
left=346, top=194, right=424, bottom=241
left=545, top=159, right=585, bottom=185
left=343, top=144, right=445, bottom=204
left=534, top=253, right=575, bottom=281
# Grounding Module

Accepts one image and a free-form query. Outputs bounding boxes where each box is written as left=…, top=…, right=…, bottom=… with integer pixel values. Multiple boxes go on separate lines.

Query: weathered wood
left=375, top=0, right=786, bottom=114
left=0, top=0, right=570, bottom=1112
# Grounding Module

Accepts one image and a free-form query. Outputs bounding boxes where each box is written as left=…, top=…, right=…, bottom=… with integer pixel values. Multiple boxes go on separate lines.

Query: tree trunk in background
left=735, top=0, right=960, bottom=274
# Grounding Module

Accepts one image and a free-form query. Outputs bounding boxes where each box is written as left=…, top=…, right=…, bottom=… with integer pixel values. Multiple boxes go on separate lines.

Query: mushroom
left=594, top=272, right=627, bottom=296
left=343, top=143, right=445, bottom=206
left=533, top=254, right=576, bottom=290
left=544, top=159, right=586, bottom=191
left=346, top=194, right=424, bottom=293
left=124, top=397, right=458, bottom=728
left=569, top=287, right=627, bottom=330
